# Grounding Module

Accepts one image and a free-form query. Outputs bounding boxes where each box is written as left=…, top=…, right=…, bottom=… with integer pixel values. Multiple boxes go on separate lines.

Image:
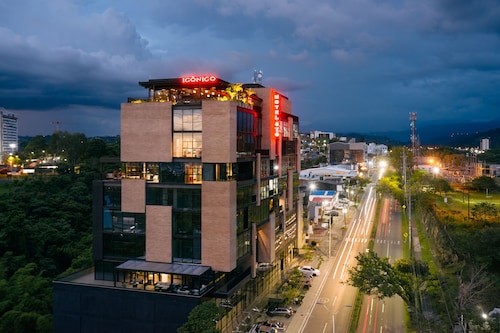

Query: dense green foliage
left=378, top=147, right=500, bottom=330
left=347, top=250, right=413, bottom=304
left=177, top=301, right=225, bottom=333
left=0, top=133, right=119, bottom=332
left=0, top=175, right=94, bottom=331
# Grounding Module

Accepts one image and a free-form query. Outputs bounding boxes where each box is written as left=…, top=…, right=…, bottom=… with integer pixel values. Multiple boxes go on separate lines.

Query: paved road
left=287, top=182, right=379, bottom=333
left=357, top=196, right=405, bottom=333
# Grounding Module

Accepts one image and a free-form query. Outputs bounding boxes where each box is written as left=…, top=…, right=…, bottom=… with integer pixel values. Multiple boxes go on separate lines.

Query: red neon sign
left=181, top=75, right=218, bottom=84
left=273, top=93, right=281, bottom=137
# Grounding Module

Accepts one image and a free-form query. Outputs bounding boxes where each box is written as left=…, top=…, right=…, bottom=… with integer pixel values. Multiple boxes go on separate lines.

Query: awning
left=115, top=260, right=211, bottom=277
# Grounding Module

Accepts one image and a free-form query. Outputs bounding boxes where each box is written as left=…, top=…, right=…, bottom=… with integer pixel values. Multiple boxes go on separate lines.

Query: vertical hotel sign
left=272, top=89, right=281, bottom=138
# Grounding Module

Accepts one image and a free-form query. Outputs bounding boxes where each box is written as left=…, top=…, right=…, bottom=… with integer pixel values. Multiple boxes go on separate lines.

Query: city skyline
left=1, top=0, right=499, bottom=137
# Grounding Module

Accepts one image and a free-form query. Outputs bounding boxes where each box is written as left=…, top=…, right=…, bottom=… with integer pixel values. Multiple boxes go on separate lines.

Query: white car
left=260, top=320, right=285, bottom=331
left=298, top=265, right=320, bottom=276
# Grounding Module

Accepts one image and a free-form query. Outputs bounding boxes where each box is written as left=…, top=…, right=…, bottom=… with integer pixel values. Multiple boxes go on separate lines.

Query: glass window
left=103, top=233, right=145, bottom=259
left=237, top=109, right=256, bottom=155
left=146, top=186, right=173, bottom=206
left=173, top=107, right=202, bottom=158
left=103, top=185, right=121, bottom=207
left=173, top=210, right=201, bottom=263
left=185, top=163, right=202, bottom=184
left=176, top=189, right=201, bottom=209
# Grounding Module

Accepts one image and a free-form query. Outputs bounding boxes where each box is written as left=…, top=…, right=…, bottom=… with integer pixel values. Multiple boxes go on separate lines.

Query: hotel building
left=53, top=75, right=301, bottom=332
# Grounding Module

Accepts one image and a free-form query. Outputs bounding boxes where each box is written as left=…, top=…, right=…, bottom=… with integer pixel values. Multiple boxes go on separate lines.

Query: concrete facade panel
left=201, top=100, right=237, bottom=163
left=146, top=205, right=172, bottom=262
left=121, top=179, right=146, bottom=213
left=121, top=103, right=172, bottom=162
left=201, top=181, right=237, bottom=272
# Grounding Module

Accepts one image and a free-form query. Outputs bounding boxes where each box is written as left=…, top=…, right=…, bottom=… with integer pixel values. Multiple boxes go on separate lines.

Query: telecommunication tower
left=409, top=112, right=419, bottom=161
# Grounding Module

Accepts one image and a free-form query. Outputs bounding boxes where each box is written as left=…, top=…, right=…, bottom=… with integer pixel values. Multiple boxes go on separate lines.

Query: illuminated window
left=173, top=107, right=202, bottom=158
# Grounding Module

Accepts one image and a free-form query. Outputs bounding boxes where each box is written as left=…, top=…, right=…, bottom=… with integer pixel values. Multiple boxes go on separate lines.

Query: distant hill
left=347, top=119, right=500, bottom=148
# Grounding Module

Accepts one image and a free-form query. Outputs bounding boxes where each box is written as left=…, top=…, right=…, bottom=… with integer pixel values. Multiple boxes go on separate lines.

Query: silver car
left=266, top=307, right=293, bottom=318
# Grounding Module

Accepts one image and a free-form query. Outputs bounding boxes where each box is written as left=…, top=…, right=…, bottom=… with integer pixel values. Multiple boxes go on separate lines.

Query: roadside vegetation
left=348, top=146, right=500, bottom=332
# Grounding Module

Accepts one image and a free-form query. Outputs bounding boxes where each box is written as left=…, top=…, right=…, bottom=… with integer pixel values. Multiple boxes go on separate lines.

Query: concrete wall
left=201, top=181, right=237, bottom=272
left=121, top=102, right=173, bottom=162
left=146, top=205, right=172, bottom=262
left=121, top=179, right=145, bottom=213
left=201, top=99, right=237, bottom=163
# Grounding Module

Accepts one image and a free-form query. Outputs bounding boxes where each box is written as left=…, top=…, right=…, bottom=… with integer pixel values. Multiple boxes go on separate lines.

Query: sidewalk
left=286, top=216, right=346, bottom=332
left=239, top=209, right=353, bottom=333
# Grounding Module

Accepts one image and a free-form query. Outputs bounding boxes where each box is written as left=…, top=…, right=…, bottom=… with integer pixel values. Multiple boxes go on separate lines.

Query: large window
left=173, top=108, right=202, bottom=158
left=237, top=108, right=257, bottom=155
left=172, top=189, right=201, bottom=263
left=203, top=163, right=235, bottom=181
left=157, top=162, right=202, bottom=184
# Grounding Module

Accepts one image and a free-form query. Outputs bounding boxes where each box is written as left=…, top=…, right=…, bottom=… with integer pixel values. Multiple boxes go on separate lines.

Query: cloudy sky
left=1, top=0, right=499, bottom=137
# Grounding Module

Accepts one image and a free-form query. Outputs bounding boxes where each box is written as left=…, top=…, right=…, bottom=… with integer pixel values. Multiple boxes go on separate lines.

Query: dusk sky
left=1, top=0, right=499, bottom=137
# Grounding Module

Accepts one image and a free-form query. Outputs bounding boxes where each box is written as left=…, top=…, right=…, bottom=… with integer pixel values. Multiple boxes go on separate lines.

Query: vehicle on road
left=298, top=265, right=320, bottom=276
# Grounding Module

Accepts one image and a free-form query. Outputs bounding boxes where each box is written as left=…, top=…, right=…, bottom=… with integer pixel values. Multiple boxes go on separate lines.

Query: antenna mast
left=252, top=70, right=263, bottom=84
left=409, top=112, right=419, bottom=163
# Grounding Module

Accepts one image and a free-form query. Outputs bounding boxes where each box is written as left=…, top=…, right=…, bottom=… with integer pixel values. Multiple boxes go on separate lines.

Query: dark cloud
left=0, top=0, right=498, bottom=136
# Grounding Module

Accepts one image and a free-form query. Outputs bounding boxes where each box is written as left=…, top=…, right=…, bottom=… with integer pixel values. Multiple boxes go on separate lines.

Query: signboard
left=181, top=75, right=218, bottom=84
left=272, top=91, right=281, bottom=137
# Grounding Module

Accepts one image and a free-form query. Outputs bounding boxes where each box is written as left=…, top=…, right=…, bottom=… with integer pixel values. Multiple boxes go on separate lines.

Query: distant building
left=480, top=138, right=490, bottom=151
left=300, top=164, right=358, bottom=181
left=328, top=140, right=367, bottom=165
left=367, top=142, right=388, bottom=156
left=309, top=130, right=336, bottom=140
left=0, top=108, right=18, bottom=156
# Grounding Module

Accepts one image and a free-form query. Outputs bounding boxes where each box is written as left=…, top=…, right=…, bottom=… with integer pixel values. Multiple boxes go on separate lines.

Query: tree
left=431, top=177, right=452, bottom=196
left=177, top=301, right=225, bottom=333
left=375, top=172, right=404, bottom=202
left=455, top=265, right=495, bottom=322
left=471, top=202, right=498, bottom=225
left=346, top=250, right=410, bottom=303
left=471, top=176, right=498, bottom=192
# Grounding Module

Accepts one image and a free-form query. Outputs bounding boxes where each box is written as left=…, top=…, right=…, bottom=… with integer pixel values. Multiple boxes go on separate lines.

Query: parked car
left=266, top=307, right=293, bottom=318
left=219, top=299, right=233, bottom=308
left=298, top=265, right=320, bottom=276
left=257, top=325, right=279, bottom=333
left=260, top=319, right=286, bottom=331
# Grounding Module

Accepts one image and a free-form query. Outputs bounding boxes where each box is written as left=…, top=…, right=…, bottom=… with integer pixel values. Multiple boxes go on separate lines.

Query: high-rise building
left=0, top=108, right=18, bottom=156
left=480, top=138, right=490, bottom=151
left=53, top=75, right=301, bottom=332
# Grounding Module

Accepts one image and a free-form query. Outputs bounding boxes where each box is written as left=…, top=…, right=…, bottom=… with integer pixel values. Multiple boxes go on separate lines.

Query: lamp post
left=328, top=214, right=332, bottom=257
